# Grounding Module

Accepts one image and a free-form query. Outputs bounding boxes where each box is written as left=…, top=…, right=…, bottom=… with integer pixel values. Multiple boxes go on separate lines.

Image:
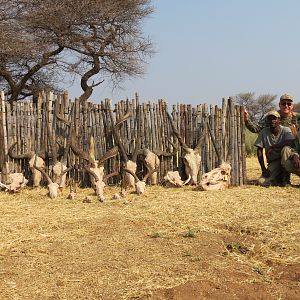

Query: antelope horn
left=167, top=112, right=190, bottom=151
left=183, top=174, right=191, bottom=185
left=8, top=142, right=34, bottom=159
left=166, top=173, right=177, bottom=186
left=195, top=117, right=208, bottom=152
left=103, top=171, right=119, bottom=184
left=131, top=105, right=141, bottom=162
left=98, top=146, right=119, bottom=167
left=59, top=166, right=73, bottom=186
left=206, top=119, right=222, bottom=162
left=137, top=148, right=149, bottom=157
left=123, top=168, right=140, bottom=182
left=46, top=107, right=58, bottom=164
left=152, top=139, right=178, bottom=157
left=142, top=168, right=157, bottom=182
left=33, top=155, right=53, bottom=184
left=107, top=104, right=128, bottom=162
left=55, top=111, right=71, bottom=126
left=84, top=167, right=100, bottom=182
left=115, top=108, right=132, bottom=127
left=70, top=127, right=95, bottom=166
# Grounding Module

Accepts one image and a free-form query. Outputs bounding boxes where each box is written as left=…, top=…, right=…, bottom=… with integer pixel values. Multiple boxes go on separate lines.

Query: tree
left=0, top=0, right=154, bottom=103
left=236, top=92, right=276, bottom=121
left=293, top=102, right=300, bottom=113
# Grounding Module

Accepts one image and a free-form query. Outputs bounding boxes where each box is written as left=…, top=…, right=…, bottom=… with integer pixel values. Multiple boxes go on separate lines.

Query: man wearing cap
left=245, top=94, right=300, bottom=136
left=282, top=131, right=300, bottom=179
left=254, top=110, right=295, bottom=186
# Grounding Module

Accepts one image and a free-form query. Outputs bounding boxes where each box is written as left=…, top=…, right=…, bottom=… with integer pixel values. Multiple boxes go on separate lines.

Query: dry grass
left=0, top=157, right=299, bottom=299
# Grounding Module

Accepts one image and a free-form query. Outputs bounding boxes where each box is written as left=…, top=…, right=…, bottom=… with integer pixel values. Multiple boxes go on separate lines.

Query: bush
left=245, top=129, right=258, bottom=156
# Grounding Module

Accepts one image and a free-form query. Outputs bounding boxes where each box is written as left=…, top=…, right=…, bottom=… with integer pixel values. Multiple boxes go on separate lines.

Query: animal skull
left=164, top=171, right=191, bottom=188
left=198, top=162, right=231, bottom=191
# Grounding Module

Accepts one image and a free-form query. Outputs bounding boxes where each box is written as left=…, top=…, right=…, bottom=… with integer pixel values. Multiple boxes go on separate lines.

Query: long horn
left=206, top=118, right=222, bottom=162
left=131, top=105, right=141, bottom=162
left=62, top=104, right=75, bottom=163
left=167, top=112, right=190, bottom=151
left=166, top=173, right=177, bottom=186
left=8, top=142, right=34, bottom=159
left=107, top=103, right=128, bottom=162
left=84, top=167, right=100, bottom=182
left=70, top=127, right=95, bottom=166
left=45, top=106, right=58, bottom=164
left=195, top=117, right=208, bottom=152
left=98, top=146, right=119, bottom=167
left=58, top=166, right=73, bottom=186
left=115, top=108, right=132, bottom=127
left=183, top=174, right=191, bottom=185
left=152, top=139, right=178, bottom=157
left=33, top=155, right=53, bottom=184
left=103, top=171, right=119, bottom=184
left=123, top=168, right=140, bottom=182
left=142, top=168, right=157, bottom=182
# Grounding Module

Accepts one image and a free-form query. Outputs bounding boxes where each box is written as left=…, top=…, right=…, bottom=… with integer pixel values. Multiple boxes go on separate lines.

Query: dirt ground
left=0, top=157, right=299, bottom=300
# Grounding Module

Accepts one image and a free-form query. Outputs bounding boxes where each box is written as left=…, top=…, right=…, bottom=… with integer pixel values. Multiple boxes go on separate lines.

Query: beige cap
left=280, top=94, right=293, bottom=102
left=264, top=110, right=280, bottom=119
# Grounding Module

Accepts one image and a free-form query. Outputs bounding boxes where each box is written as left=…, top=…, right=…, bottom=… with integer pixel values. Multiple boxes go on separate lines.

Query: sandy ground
left=0, top=157, right=299, bottom=300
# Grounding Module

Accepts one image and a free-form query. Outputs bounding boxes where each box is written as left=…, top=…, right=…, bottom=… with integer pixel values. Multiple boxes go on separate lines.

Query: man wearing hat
left=245, top=94, right=300, bottom=136
left=282, top=130, right=300, bottom=178
left=254, top=110, right=295, bottom=186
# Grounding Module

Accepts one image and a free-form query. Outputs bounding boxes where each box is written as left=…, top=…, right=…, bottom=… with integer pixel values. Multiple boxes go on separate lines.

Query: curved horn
left=55, top=111, right=71, bottom=127
left=195, top=117, right=208, bottom=151
left=33, top=155, right=52, bottom=184
left=46, top=107, right=58, bottom=164
left=183, top=174, right=191, bottom=185
left=107, top=104, right=128, bottom=162
left=84, top=167, right=100, bottom=182
left=167, top=112, right=190, bottom=151
left=123, top=168, right=140, bottom=182
left=115, top=108, right=132, bottom=127
left=206, top=119, right=222, bottom=162
left=70, top=127, right=95, bottom=166
left=152, top=139, right=178, bottom=157
left=137, top=148, right=149, bottom=157
left=103, top=171, right=119, bottom=184
left=142, top=168, right=157, bottom=182
left=98, top=146, right=119, bottom=167
left=166, top=173, right=177, bottom=186
left=8, top=142, right=34, bottom=159
left=131, top=105, right=141, bottom=162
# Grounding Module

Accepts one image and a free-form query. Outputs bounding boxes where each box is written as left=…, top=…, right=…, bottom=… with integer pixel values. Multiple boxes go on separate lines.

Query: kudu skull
left=167, top=112, right=207, bottom=185
left=8, top=142, right=45, bottom=187
left=33, top=156, right=72, bottom=199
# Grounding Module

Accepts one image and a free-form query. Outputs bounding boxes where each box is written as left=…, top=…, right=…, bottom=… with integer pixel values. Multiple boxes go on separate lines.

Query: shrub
left=245, top=129, right=258, bottom=156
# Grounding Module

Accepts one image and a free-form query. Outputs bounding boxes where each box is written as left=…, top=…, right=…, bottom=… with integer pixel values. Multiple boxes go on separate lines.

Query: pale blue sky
left=69, top=0, right=300, bottom=106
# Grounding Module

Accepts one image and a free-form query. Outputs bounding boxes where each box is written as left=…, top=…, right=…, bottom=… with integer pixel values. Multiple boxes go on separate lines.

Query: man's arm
left=257, top=147, right=270, bottom=178
left=244, top=110, right=263, bottom=133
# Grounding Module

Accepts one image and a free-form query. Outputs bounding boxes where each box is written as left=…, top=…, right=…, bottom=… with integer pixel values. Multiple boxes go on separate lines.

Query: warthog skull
left=198, top=162, right=231, bottom=191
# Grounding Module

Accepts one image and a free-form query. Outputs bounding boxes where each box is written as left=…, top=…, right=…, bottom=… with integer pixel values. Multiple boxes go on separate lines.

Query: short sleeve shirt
left=255, top=125, right=294, bottom=150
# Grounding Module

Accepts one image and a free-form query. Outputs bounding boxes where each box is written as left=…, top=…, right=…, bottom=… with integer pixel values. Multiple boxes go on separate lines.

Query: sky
left=68, top=0, right=300, bottom=106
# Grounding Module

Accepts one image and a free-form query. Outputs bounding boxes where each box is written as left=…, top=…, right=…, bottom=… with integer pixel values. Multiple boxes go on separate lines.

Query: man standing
left=254, top=111, right=295, bottom=186
left=245, top=94, right=300, bottom=136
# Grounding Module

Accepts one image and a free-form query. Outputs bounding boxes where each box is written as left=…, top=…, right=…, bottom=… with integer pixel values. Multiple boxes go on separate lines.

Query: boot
left=281, top=171, right=291, bottom=187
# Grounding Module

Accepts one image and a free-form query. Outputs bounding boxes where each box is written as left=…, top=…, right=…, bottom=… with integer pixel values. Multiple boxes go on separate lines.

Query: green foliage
left=149, top=232, right=161, bottom=238
left=182, top=226, right=196, bottom=238
left=245, top=129, right=258, bottom=156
